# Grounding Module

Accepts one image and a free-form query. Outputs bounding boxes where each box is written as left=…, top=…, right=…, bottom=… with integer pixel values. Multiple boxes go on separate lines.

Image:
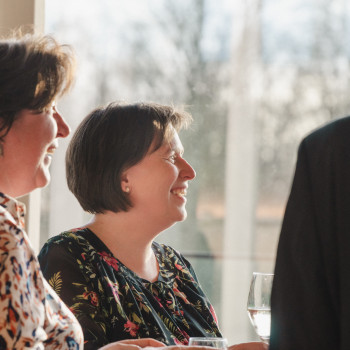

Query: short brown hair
left=0, top=31, right=76, bottom=140
left=66, top=102, right=192, bottom=214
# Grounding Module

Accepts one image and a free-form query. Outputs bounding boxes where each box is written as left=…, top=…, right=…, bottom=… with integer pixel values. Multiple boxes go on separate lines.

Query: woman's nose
left=180, top=158, right=196, bottom=180
left=54, top=107, right=71, bottom=138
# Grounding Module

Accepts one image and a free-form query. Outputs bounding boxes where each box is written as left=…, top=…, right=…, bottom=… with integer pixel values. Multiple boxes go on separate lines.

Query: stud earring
left=125, top=186, right=130, bottom=193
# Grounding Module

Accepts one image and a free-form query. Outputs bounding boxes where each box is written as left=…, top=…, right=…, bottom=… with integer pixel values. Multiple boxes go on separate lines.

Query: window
left=43, top=0, right=350, bottom=343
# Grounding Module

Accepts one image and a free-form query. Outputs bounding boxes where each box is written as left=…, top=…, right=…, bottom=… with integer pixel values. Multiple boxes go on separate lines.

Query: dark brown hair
left=0, top=31, right=76, bottom=140
left=66, top=102, right=192, bottom=214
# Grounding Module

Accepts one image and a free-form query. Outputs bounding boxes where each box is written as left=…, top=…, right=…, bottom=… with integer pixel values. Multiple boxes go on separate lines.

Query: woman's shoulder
left=44, top=227, right=86, bottom=245
left=0, top=205, right=19, bottom=235
left=39, top=227, right=94, bottom=257
left=0, top=194, right=25, bottom=232
left=0, top=202, right=29, bottom=253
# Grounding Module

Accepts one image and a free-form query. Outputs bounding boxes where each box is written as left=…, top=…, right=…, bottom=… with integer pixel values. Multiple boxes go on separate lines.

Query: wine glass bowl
left=247, top=272, right=274, bottom=344
left=188, top=337, right=228, bottom=349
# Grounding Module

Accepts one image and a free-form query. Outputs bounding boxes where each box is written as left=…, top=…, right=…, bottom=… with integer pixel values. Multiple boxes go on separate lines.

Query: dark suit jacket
left=270, top=116, right=350, bottom=350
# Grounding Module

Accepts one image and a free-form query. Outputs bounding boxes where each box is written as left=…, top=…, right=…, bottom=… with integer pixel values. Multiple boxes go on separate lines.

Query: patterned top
left=0, top=193, right=84, bottom=349
left=39, top=228, right=222, bottom=350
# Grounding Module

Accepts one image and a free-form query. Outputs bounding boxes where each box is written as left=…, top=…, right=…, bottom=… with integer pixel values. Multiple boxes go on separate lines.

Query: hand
left=99, top=339, right=223, bottom=350
left=229, top=342, right=268, bottom=350
left=99, top=338, right=166, bottom=350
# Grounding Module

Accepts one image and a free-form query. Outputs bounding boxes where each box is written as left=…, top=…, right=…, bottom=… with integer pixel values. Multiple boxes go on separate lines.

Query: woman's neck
left=85, top=212, right=160, bottom=282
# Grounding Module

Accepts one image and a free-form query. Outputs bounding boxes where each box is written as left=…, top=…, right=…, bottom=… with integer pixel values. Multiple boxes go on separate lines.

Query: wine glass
left=188, top=337, right=228, bottom=349
left=247, top=272, right=274, bottom=345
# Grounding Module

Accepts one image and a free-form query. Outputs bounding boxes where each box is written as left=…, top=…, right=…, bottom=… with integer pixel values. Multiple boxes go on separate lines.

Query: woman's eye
left=44, top=106, right=54, bottom=113
left=169, top=154, right=177, bottom=163
left=38, top=103, right=56, bottom=114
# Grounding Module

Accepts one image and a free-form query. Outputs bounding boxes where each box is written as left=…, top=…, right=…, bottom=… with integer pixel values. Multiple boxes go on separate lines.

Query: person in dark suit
left=270, top=116, right=350, bottom=350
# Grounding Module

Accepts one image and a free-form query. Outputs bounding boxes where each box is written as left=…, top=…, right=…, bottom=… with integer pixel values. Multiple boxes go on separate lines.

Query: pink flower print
left=98, top=251, right=119, bottom=271
left=124, top=320, right=139, bottom=337
left=179, top=329, right=190, bottom=342
left=174, top=338, right=183, bottom=345
left=108, top=282, right=121, bottom=302
left=210, top=304, right=219, bottom=324
left=175, top=263, right=183, bottom=270
left=173, top=287, right=189, bottom=304
left=154, top=295, right=163, bottom=308
left=174, top=330, right=189, bottom=346
left=82, top=291, right=99, bottom=306
left=174, top=309, right=184, bottom=317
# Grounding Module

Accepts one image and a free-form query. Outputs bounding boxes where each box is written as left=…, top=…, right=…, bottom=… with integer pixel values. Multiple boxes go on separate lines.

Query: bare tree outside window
left=43, top=0, right=350, bottom=344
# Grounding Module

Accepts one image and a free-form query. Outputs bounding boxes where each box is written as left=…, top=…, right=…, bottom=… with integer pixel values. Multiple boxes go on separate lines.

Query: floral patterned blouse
left=39, top=228, right=222, bottom=350
left=0, top=193, right=84, bottom=349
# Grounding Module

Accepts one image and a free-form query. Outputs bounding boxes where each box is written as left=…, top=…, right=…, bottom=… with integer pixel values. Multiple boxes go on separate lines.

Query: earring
left=125, top=186, right=130, bottom=193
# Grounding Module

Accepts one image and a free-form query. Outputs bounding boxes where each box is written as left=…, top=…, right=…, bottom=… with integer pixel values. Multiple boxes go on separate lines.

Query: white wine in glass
left=247, top=272, right=274, bottom=345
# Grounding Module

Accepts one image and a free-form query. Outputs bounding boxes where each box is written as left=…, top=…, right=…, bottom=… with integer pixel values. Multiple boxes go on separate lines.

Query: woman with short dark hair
left=65, top=102, right=192, bottom=214
left=39, top=102, right=266, bottom=350
left=39, top=101, right=212, bottom=347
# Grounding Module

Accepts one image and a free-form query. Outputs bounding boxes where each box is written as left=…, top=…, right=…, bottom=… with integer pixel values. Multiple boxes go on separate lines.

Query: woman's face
left=0, top=103, right=70, bottom=197
left=124, top=126, right=196, bottom=230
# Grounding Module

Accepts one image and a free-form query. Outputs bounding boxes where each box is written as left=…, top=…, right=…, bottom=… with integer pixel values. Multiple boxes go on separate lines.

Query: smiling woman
left=38, top=102, right=222, bottom=349
left=0, top=31, right=83, bottom=349
left=0, top=105, right=70, bottom=198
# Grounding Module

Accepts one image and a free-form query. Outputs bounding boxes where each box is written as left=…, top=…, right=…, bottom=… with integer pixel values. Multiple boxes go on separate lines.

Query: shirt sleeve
left=38, top=238, right=109, bottom=350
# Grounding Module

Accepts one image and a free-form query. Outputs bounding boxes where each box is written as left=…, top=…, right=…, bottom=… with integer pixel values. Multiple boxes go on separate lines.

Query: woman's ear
left=121, top=172, right=130, bottom=193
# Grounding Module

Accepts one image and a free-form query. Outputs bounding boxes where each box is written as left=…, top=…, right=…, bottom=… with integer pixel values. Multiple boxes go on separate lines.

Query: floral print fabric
left=0, top=193, right=84, bottom=349
left=39, top=228, right=222, bottom=350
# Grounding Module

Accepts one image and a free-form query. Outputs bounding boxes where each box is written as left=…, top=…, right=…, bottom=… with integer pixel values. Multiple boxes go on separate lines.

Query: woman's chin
left=174, top=208, right=188, bottom=222
left=34, top=169, right=51, bottom=190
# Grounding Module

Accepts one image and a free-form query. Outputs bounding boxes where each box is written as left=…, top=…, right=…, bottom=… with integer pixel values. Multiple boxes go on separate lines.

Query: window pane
left=43, top=0, right=350, bottom=344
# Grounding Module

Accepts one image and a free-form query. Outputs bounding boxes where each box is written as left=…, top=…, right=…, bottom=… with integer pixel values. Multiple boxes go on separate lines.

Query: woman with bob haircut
left=39, top=102, right=266, bottom=350
left=0, top=31, right=219, bottom=350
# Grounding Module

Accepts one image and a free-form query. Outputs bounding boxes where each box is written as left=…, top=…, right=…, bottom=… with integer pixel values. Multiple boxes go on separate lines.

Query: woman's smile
left=170, top=187, right=188, bottom=203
